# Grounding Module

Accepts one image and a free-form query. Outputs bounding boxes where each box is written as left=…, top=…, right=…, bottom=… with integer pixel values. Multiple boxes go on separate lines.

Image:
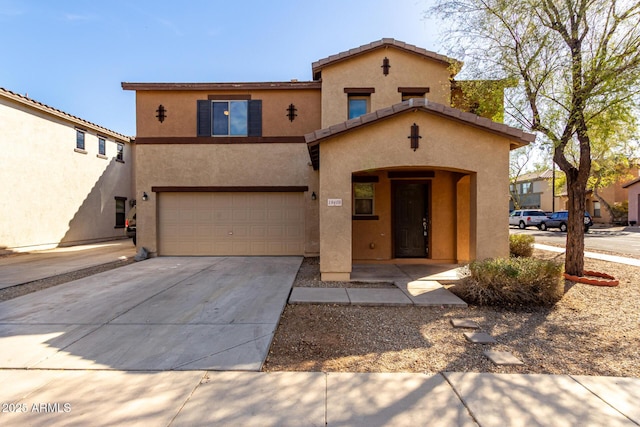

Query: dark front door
left=393, top=182, right=429, bottom=258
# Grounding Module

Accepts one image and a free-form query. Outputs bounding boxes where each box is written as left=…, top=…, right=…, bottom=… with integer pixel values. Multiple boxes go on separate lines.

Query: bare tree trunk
left=565, top=172, right=586, bottom=276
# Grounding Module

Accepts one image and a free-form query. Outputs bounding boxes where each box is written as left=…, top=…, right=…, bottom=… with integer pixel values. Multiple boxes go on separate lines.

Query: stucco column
left=475, top=170, right=508, bottom=259
left=318, top=149, right=352, bottom=281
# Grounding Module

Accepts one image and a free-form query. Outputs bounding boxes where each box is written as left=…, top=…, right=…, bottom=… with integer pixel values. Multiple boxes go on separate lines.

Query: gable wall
left=318, top=111, right=512, bottom=275
left=319, top=48, right=452, bottom=128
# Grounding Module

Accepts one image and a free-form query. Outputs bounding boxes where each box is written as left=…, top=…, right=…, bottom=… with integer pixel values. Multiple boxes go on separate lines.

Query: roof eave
left=311, top=38, right=462, bottom=77
left=0, top=87, right=131, bottom=141
left=121, top=81, right=322, bottom=91
left=305, top=99, right=535, bottom=148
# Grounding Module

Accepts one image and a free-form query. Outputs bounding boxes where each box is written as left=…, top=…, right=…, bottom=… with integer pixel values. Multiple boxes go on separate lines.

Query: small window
left=348, top=95, right=369, bottom=120
left=401, top=93, right=426, bottom=101
left=399, top=87, right=429, bottom=101
left=76, top=129, right=85, bottom=150
left=98, top=137, right=106, bottom=156
left=116, top=143, right=124, bottom=161
left=354, top=183, right=374, bottom=215
left=593, top=201, right=601, bottom=217
left=115, top=197, right=126, bottom=228
left=521, top=182, right=532, bottom=193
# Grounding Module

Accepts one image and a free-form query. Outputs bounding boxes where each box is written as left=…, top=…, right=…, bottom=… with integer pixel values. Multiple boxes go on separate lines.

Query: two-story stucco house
left=123, top=39, right=534, bottom=281
left=0, top=87, right=134, bottom=252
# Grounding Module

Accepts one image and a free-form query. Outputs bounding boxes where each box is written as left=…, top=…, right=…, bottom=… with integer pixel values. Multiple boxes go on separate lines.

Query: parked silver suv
left=509, top=209, right=549, bottom=229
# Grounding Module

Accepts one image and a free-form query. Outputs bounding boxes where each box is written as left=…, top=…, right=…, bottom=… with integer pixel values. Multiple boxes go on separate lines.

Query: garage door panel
left=159, top=192, right=304, bottom=256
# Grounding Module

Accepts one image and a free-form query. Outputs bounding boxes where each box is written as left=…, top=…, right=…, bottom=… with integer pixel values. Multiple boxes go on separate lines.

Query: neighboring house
left=511, top=167, right=636, bottom=223
left=122, top=38, right=534, bottom=281
left=0, top=87, right=134, bottom=252
left=622, top=177, right=640, bottom=226
left=510, top=170, right=559, bottom=212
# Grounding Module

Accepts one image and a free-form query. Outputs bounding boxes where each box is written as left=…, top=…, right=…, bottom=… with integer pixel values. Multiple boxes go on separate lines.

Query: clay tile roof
left=311, top=38, right=462, bottom=77
left=305, top=98, right=535, bottom=147
left=0, top=86, right=131, bottom=141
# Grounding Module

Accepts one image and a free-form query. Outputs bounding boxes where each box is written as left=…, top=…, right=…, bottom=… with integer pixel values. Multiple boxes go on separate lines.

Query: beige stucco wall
left=135, top=143, right=319, bottom=256
left=318, top=110, right=512, bottom=280
left=135, top=89, right=321, bottom=137
left=319, top=49, right=452, bottom=128
left=0, top=97, right=134, bottom=251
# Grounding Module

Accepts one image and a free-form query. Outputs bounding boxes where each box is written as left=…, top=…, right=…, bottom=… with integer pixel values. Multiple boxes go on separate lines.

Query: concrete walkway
left=290, top=263, right=468, bottom=307
left=0, top=370, right=638, bottom=426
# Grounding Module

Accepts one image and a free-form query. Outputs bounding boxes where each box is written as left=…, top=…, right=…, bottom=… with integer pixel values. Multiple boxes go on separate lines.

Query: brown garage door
left=158, top=192, right=305, bottom=256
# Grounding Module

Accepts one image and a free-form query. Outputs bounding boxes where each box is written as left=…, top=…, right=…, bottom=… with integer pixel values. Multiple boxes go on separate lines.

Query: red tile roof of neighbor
left=305, top=97, right=535, bottom=147
left=0, top=87, right=131, bottom=141
left=311, top=38, right=462, bottom=77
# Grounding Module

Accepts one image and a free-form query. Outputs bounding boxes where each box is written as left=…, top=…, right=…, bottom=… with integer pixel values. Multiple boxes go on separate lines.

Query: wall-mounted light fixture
left=156, top=105, right=167, bottom=123
left=311, top=191, right=317, bottom=200
left=142, top=192, right=149, bottom=201
left=286, top=103, right=297, bottom=122
left=381, top=57, right=391, bottom=75
left=408, top=123, right=422, bottom=151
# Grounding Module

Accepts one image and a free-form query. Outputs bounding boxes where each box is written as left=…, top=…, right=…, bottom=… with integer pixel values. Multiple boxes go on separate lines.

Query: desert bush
left=509, top=234, right=534, bottom=257
left=454, top=257, right=564, bottom=306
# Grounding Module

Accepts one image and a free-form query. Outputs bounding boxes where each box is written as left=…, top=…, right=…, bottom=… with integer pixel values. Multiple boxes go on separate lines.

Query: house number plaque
left=327, top=199, right=343, bottom=207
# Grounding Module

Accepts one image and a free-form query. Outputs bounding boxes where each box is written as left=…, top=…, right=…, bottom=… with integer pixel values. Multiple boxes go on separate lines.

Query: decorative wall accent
left=408, top=123, right=421, bottom=151
left=156, top=105, right=167, bottom=123
left=382, top=57, right=391, bottom=75
left=286, top=103, right=297, bottom=122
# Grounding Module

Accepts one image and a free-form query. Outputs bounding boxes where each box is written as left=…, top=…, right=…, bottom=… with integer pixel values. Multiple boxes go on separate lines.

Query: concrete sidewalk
left=0, top=239, right=136, bottom=289
left=534, top=243, right=640, bottom=267
left=0, top=370, right=637, bottom=426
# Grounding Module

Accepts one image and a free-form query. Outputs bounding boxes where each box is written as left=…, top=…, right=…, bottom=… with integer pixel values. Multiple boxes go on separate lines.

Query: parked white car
left=509, top=209, right=549, bottom=229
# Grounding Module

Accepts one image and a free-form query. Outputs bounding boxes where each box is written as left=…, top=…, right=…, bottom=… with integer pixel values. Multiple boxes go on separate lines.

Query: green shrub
left=454, top=257, right=564, bottom=306
left=509, top=234, right=534, bottom=257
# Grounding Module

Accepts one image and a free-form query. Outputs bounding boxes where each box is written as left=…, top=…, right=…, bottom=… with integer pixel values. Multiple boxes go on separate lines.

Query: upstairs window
left=116, top=143, right=124, bottom=161
left=345, top=88, right=374, bottom=120
left=197, top=99, right=262, bottom=137
left=76, top=129, right=85, bottom=150
left=98, top=137, right=106, bottom=156
left=399, top=87, right=430, bottom=101
left=348, top=96, right=369, bottom=119
left=213, top=101, right=248, bottom=136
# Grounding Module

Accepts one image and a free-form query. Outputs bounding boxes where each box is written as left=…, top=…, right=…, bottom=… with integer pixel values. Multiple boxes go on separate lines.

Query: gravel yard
left=263, top=251, right=640, bottom=376
left=2, top=250, right=637, bottom=377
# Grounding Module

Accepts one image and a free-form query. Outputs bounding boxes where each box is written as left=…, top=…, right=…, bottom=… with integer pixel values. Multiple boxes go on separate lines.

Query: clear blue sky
left=1, top=0, right=443, bottom=136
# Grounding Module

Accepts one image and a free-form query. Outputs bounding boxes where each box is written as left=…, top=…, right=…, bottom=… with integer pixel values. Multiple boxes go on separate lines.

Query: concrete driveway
left=0, top=256, right=301, bottom=371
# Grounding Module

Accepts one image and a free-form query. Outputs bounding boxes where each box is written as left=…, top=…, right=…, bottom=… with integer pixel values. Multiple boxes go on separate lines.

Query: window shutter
left=197, top=100, right=211, bottom=136
left=247, top=100, right=262, bottom=137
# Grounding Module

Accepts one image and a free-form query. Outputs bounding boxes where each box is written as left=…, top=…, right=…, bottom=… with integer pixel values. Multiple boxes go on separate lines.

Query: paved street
left=510, top=226, right=640, bottom=257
